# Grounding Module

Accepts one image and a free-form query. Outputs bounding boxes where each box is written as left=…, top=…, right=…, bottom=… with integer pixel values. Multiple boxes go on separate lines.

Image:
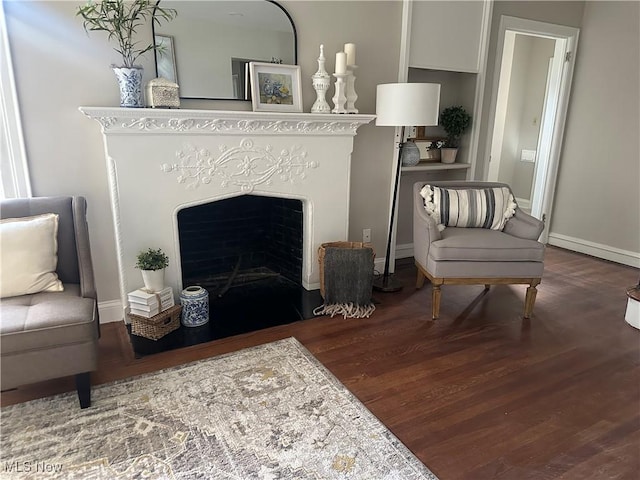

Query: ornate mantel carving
left=79, top=107, right=374, bottom=136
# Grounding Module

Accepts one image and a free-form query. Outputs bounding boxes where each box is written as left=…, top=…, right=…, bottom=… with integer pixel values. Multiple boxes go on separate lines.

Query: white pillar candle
left=344, top=43, right=356, bottom=66
left=335, top=51, right=347, bottom=74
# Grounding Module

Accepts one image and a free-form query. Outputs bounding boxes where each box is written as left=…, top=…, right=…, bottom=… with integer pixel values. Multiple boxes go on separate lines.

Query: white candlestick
left=332, top=73, right=348, bottom=114
left=346, top=64, right=358, bottom=114
left=335, top=52, right=347, bottom=74
left=344, top=43, right=356, bottom=66
left=311, top=44, right=331, bottom=114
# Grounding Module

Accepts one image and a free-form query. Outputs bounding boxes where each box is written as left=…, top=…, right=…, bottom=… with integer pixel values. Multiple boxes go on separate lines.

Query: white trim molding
left=98, top=300, right=124, bottom=324
left=395, top=243, right=414, bottom=260
left=0, top=2, right=31, bottom=199
left=548, top=232, right=640, bottom=268
left=395, top=235, right=640, bottom=269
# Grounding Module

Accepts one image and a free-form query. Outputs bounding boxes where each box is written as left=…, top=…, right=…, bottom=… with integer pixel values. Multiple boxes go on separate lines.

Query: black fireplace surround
left=178, top=195, right=303, bottom=288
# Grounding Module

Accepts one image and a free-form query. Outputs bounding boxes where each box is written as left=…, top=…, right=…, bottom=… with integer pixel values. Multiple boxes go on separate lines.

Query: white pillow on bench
left=0, top=213, right=64, bottom=298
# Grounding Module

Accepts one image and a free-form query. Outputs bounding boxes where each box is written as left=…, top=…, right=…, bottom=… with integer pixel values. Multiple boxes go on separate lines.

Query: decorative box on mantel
left=79, top=107, right=375, bottom=319
left=146, top=77, right=180, bottom=108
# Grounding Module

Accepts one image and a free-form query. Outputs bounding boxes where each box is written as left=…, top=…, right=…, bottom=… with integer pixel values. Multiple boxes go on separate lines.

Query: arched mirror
left=153, top=1, right=297, bottom=101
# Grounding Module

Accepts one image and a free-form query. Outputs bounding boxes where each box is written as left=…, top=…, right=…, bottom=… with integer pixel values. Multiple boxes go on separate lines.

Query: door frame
left=484, top=16, right=579, bottom=242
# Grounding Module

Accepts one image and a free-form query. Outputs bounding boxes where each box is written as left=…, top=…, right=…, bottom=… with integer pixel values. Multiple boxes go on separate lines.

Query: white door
left=485, top=16, right=579, bottom=242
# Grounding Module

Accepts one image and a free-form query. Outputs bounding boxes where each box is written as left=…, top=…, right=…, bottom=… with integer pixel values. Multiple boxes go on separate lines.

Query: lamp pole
left=373, top=126, right=405, bottom=292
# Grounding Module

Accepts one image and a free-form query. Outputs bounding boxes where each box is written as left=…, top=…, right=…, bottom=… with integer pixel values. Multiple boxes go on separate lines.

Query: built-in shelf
left=402, top=163, right=471, bottom=172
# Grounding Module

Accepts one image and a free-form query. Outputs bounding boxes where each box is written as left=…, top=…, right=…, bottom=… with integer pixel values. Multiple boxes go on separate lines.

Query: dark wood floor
left=2, top=246, right=639, bottom=479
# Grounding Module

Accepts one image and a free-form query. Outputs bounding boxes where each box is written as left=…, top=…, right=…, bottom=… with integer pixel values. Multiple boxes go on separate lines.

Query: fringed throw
left=313, top=246, right=375, bottom=319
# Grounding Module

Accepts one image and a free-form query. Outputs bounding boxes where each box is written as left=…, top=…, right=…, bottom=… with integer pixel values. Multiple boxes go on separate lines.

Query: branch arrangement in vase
left=76, top=0, right=177, bottom=68
left=76, top=0, right=177, bottom=107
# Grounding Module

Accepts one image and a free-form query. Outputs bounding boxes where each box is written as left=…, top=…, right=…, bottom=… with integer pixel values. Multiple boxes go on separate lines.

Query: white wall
left=549, top=1, right=640, bottom=261
left=5, top=1, right=402, bottom=320
left=478, top=1, right=640, bottom=266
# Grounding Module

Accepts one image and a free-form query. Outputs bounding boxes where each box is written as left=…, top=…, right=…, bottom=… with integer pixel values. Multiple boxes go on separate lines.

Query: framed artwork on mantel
left=249, top=62, right=302, bottom=113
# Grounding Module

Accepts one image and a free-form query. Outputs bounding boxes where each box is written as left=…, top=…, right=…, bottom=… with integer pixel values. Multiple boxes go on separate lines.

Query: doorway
left=485, top=16, right=579, bottom=242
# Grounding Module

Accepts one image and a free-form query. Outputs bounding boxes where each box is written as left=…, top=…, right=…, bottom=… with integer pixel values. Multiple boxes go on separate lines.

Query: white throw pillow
left=0, top=213, right=64, bottom=298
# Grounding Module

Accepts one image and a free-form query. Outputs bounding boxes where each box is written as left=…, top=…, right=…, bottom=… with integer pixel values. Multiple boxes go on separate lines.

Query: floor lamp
left=373, top=83, right=441, bottom=292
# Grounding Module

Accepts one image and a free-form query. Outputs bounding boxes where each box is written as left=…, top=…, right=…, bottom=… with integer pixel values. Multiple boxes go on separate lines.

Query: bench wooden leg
left=76, top=372, right=91, bottom=409
left=524, top=282, right=539, bottom=319
left=432, top=284, right=442, bottom=320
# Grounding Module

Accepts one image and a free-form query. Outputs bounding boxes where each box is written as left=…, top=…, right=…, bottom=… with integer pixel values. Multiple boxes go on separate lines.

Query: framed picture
left=249, top=62, right=302, bottom=112
left=415, top=138, right=446, bottom=162
left=155, top=35, right=178, bottom=84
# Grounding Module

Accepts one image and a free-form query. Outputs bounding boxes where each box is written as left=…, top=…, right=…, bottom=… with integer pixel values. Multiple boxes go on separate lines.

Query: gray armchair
left=413, top=181, right=545, bottom=320
left=0, top=196, right=99, bottom=408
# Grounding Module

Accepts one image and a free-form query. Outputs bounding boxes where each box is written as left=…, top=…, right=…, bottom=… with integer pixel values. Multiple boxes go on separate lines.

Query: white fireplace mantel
left=80, top=107, right=374, bottom=136
left=80, top=107, right=374, bottom=315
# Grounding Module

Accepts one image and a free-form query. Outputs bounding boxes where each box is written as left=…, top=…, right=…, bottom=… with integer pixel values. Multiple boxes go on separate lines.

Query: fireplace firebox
left=178, top=195, right=303, bottom=293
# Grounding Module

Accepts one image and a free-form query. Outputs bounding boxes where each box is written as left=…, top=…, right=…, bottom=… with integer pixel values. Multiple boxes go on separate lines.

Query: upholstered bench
left=0, top=196, right=99, bottom=408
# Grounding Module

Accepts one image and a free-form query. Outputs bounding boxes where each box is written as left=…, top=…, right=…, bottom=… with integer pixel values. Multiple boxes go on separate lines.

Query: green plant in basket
left=135, top=248, right=169, bottom=271
left=440, top=106, right=472, bottom=149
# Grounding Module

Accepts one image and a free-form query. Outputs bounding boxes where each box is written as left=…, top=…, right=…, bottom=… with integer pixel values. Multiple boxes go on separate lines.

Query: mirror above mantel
left=152, top=0, right=297, bottom=101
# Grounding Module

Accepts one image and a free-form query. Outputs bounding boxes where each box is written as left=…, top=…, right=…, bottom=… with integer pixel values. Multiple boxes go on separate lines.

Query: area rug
left=1, top=337, right=438, bottom=479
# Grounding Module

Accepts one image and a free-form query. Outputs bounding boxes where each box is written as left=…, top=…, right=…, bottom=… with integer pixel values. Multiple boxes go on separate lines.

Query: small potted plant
left=135, top=248, right=169, bottom=292
left=76, top=0, right=177, bottom=107
left=439, top=106, right=472, bottom=164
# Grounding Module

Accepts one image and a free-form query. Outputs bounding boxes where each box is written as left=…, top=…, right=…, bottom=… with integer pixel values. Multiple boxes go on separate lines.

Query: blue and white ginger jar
left=180, top=286, right=209, bottom=327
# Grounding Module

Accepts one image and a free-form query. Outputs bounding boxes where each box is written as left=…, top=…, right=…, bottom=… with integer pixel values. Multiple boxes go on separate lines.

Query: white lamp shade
left=375, top=83, right=441, bottom=127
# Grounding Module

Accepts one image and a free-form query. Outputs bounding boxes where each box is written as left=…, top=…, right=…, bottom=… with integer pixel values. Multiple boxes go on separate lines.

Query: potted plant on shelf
left=439, top=106, right=472, bottom=164
left=135, top=248, right=169, bottom=292
left=76, top=0, right=177, bottom=108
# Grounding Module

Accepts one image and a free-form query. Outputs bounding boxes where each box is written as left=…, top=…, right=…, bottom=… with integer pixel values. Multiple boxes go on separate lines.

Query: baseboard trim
left=395, top=235, right=640, bottom=269
left=548, top=232, right=640, bottom=268
left=98, top=300, right=124, bottom=324
left=515, top=197, right=531, bottom=209
left=396, top=243, right=414, bottom=260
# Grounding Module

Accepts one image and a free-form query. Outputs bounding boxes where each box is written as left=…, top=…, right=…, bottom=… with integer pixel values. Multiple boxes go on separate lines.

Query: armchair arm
left=413, top=183, right=441, bottom=266
left=503, top=208, right=545, bottom=240
left=72, top=197, right=97, bottom=300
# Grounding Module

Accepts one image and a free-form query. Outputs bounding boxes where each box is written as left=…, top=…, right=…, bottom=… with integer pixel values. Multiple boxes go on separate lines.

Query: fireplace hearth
left=129, top=273, right=322, bottom=356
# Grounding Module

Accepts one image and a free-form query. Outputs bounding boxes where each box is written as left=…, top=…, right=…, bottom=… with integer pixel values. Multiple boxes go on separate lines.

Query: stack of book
left=128, top=287, right=174, bottom=318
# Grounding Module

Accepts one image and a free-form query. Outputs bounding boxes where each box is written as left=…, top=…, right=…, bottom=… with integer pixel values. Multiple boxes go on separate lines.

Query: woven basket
left=318, top=241, right=374, bottom=298
left=129, top=304, right=182, bottom=340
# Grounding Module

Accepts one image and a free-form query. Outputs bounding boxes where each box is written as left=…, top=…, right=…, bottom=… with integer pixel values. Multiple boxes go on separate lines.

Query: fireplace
left=178, top=195, right=303, bottom=292
left=80, top=107, right=374, bottom=321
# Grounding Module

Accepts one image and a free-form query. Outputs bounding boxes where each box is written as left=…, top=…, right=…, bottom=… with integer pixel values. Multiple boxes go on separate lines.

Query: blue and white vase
left=112, top=66, right=144, bottom=108
left=180, top=286, right=209, bottom=327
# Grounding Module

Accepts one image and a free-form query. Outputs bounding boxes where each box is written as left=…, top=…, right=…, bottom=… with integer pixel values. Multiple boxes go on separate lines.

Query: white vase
left=440, top=148, right=458, bottom=164
left=141, top=269, right=165, bottom=292
left=112, top=66, right=144, bottom=108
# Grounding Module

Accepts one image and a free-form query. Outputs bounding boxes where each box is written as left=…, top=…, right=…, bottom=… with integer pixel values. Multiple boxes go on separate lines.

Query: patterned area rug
left=1, top=338, right=438, bottom=479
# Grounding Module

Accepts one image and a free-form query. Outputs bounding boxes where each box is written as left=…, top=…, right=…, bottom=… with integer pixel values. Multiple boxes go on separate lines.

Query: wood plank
left=2, top=246, right=639, bottom=478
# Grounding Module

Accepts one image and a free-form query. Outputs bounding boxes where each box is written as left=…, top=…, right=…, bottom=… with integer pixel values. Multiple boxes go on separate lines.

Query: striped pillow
left=420, top=185, right=517, bottom=231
